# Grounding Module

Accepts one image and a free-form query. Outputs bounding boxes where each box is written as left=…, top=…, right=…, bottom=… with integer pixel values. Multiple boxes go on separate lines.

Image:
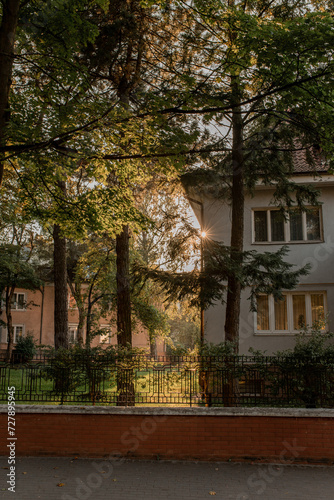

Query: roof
left=292, top=146, right=329, bottom=174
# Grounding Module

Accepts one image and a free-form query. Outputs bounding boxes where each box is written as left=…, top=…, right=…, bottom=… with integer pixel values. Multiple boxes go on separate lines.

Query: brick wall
left=1, top=407, right=333, bottom=463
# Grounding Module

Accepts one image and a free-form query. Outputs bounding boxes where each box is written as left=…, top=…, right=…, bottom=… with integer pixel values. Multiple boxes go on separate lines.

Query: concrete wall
left=0, top=406, right=333, bottom=463
left=198, top=180, right=334, bottom=354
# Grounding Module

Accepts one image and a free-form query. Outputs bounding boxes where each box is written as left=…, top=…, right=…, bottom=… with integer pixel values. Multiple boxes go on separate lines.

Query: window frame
left=254, top=291, right=327, bottom=335
left=68, top=324, right=78, bottom=343
left=1, top=324, right=25, bottom=343
left=252, top=207, right=323, bottom=244
left=11, top=292, right=26, bottom=310
left=99, top=326, right=113, bottom=344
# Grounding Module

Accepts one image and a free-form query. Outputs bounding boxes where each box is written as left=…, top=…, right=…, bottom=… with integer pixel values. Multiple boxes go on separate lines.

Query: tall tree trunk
left=5, top=286, right=15, bottom=363
left=224, top=77, right=244, bottom=352
left=68, top=280, right=85, bottom=344
left=0, top=0, right=20, bottom=187
left=116, top=225, right=132, bottom=346
left=77, top=306, right=85, bottom=345
left=149, top=335, right=157, bottom=358
left=53, top=221, right=68, bottom=349
left=85, top=296, right=93, bottom=347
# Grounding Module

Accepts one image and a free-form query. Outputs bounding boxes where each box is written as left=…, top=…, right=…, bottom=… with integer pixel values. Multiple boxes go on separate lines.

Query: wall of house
left=0, top=406, right=333, bottom=463
left=200, top=181, right=334, bottom=354
left=0, top=285, right=164, bottom=354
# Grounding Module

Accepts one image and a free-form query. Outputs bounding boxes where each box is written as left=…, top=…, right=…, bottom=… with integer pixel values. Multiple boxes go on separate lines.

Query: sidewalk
left=1, top=457, right=333, bottom=500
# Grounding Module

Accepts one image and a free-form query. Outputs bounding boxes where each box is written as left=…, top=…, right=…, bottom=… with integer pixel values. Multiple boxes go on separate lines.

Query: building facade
left=0, top=284, right=165, bottom=354
left=189, top=171, right=334, bottom=354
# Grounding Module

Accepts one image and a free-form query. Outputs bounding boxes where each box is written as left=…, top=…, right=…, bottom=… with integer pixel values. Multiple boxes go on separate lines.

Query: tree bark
left=77, top=305, right=85, bottom=344
left=68, top=280, right=85, bottom=345
left=224, top=77, right=244, bottom=352
left=53, top=219, right=69, bottom=350
left=0, top=0, right=20, bottom=187
left=116, top=225, right=132, bottom=346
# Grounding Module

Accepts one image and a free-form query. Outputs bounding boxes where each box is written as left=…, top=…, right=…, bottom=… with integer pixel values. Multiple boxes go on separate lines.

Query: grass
left=0, top=364, right=202, bottom=406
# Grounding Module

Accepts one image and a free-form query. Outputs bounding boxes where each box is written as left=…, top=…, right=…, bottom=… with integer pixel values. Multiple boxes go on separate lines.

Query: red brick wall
left=1, top=410, right=333, bottom=463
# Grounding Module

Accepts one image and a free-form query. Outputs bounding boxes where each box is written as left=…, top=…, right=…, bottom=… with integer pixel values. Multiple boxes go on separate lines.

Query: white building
left=187, top=157, right=334, bottom=354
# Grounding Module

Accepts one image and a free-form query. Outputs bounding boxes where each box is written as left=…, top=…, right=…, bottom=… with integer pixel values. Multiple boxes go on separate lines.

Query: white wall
left=200, top=182, right=334, bottom=354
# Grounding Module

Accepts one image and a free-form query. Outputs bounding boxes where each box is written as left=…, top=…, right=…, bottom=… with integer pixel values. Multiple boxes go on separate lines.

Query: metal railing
left=0, top=354, right=334, bottom=407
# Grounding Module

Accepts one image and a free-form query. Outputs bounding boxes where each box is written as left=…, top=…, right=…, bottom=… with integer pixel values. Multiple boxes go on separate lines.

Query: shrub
left=13, top=333, right=37, bottom=363
left=251, top=327, right=334, bottom=408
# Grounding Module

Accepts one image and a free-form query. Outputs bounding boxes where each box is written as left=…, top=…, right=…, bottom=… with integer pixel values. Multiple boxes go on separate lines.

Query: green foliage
left=275, top=325, right=334, bottom=358
left=13, top=333, right=37, bottom=363
left=134, top=240, right=310, bottom=311
left=250, top=327, right=334, bottom=408
left=166, top=316, right=200, bottom=354
left=197, top=341, right=238, bottom=357
left=0, top=244, right=43, bottom=292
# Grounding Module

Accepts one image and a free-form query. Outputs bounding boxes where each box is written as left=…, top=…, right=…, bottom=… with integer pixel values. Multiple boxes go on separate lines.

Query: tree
left=0, top=0, right=20, bottom=187
left=0, top=227, right=42, bottom=362
left=67, top=236, right=116, bottom=346
left=163, top=0, right=334, bottom=349
left=79, top=0, right=201, bottom=347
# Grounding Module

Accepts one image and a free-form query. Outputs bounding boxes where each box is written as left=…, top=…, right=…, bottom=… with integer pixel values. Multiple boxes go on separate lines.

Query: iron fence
left=0, top=354, right=334, bottom=407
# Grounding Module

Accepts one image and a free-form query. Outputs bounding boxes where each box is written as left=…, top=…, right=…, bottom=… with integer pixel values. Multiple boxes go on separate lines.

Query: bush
left=252, top=327, right=334, bottom=408
left=13, top=333, right=37, bottom=363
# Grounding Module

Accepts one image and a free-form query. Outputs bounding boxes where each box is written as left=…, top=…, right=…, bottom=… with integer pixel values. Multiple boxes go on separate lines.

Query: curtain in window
left=293, top=295, right=306, bottom=330
left=290, top=211, right=303, bottom=241
left=17, top=294, right=24, bottom=310
left=311, top=294, right=324, bottom=324
left=257, top=296, right=269, bottom=330
left=14, top=326, right=23, bottom=343
left=274, top=296, right=287, bottom=330
left=306, top=209, right=321, bottom=241
left=254, top=211, right=267, bottom=242
left=270, top=211, right=285, bottom=241
left=68, top=327, right=77, bottom=343
left=10, top=294, right=17, bottom=309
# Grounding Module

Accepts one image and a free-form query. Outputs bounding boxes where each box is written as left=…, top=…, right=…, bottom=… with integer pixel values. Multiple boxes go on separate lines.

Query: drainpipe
left=187, top=196, right=205, bottom=345
left=39, top=285, right=45, bottom=345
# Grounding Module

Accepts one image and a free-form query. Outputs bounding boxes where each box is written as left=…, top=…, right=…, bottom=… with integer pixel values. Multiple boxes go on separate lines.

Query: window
left=1, top=325, right=25, bottom=343
left=100, top=327, right=112, bottom=344
left=68, top=324, right=78, bottom=343
left=255, top=292, right=326, bottom=334
left=11, top=293, right=26, bottom=310
left=253, top=207, right=322, bottom=243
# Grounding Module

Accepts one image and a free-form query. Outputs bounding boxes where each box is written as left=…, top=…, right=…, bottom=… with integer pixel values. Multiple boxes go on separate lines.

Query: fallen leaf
left=22, top=472, right=27, bottom=475
left=209, top=492, right=216, bottom=496
left=53, top=467, right=59, bottom=470
left=2, top=467, right=9, bottom=470
left=57, top=483, right=65, bottom=487
left=113, top=479, right=117, bottom=482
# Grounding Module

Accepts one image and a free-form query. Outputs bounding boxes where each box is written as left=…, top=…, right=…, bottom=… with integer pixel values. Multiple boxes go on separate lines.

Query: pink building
left=0, top=285, right=165, bottom=354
